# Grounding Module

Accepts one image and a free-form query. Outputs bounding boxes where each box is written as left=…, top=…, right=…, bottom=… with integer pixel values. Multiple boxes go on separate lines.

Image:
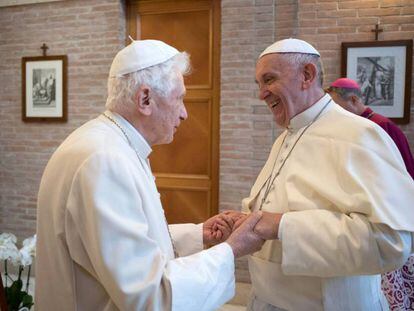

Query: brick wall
left=220, top=0, right=276, bottom=212
left=220, top=0, right=277, bottom=283
left=0, top=0, right=126, bottom=240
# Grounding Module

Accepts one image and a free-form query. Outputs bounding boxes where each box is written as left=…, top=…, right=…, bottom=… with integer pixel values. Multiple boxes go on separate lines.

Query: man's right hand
left=226, top=212, right=265, bottom=258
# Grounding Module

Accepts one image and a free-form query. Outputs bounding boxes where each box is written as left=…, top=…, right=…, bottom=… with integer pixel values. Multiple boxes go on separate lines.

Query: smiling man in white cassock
left=35, top=39, right=265, bottom=311
left=236, top=38, right=414, bottom=310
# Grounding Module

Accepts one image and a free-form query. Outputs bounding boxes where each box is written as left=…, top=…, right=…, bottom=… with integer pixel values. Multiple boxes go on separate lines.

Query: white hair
left=105, top=52, right=191, bottom=111
left=279, top=53, right=324, bottom=87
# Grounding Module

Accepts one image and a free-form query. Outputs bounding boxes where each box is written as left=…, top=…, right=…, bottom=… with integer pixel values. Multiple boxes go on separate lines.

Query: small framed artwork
left=341, top=40, right=412, bottom=124
left=22, top=55, right=67, bottom=122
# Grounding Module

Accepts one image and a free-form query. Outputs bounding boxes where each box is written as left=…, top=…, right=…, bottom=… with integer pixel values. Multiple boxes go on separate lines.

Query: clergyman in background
left=327, top=77, right=414, bottom=179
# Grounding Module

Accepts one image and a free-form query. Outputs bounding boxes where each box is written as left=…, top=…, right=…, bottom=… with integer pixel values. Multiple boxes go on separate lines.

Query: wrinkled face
left=151, top=73, right=187, bottom=145
left=255, top=54, right=303, bottom=128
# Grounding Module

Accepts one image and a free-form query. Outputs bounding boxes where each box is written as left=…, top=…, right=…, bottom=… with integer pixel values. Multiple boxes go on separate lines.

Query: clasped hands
left=203, top=210, right=283, bottom=258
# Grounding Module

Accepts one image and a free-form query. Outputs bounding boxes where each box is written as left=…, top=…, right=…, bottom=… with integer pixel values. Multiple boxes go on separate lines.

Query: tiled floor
left=217, top=304, right=245, bottom=311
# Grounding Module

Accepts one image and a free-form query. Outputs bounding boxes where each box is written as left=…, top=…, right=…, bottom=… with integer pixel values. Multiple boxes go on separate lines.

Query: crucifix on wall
left=40, top=43, right=49, bottom=56
left=371, top=24, right=383, bottom=41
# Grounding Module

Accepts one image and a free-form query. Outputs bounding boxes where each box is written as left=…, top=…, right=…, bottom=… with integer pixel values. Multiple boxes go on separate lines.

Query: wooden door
left=127, top=0, right=220, bottom=224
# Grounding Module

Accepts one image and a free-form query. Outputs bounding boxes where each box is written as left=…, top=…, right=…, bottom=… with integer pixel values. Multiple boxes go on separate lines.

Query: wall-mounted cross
left=40, top=43, right=49, bottom=56
left=371, top=24, right=383, bottom=41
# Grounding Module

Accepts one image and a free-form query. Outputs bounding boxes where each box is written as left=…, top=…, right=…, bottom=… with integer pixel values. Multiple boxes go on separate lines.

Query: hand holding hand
left=253, top=211, right=283, bottom=240
left=226, top=212, right=265, bottom=258
left=203, top=213, right=235, bottom=246
left=221, top=210, right=248, bottom=230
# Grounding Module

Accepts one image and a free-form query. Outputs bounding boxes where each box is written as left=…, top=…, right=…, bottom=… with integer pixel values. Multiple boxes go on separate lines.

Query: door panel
left=161, top=189, right=210, bottom=223
left=150, top=98, right=211, bottom=175
left=127, top=0, right=220, bottom=223
left=138, top=10, right=211, bottom=87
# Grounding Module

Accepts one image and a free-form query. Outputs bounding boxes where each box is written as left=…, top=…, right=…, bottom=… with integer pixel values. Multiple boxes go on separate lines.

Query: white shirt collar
left=102, top=110, right=152, bottom=159
left=288, top=93, right=332, bottom=131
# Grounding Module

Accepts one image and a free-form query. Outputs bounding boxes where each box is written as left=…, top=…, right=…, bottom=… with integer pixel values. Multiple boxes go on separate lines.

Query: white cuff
left=278, top=214, right=285, bottom=240
left=169, top=223, right=203, bottom=256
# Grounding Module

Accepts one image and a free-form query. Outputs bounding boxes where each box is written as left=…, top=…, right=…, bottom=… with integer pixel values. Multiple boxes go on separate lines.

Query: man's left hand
left=203, top=214, right=234, bottom=246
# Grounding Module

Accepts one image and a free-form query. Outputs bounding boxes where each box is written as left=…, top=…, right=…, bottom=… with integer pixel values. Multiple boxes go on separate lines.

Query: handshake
left=203, top=211, right=283, bottom=258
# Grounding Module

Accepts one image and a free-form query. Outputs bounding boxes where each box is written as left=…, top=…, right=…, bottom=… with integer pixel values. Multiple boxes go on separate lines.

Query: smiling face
left=150, top=73, right=187, bottom=145
left=255, top=53, right=306, bottom=128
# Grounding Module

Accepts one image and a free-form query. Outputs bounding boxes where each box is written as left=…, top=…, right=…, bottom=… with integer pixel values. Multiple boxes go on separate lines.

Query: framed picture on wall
left=22, top=55, right=67, bottom=122
left=341, top=40, right=413, bottom=124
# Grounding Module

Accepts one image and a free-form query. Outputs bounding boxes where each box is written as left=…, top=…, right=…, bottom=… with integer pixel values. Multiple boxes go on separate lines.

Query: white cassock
left=243, top=94, right=414, bottom=311
left=36, top=111, right=234, bottom=311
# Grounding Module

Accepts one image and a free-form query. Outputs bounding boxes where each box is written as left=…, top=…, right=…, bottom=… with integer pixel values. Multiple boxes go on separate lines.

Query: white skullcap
left=259, top=38, right=320, bottom=58
left=109, top=39, right=179, bottom=78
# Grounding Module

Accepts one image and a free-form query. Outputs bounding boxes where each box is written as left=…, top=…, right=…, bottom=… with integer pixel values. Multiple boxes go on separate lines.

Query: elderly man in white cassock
left=35, top=39, right=265, bottom=311
left=235, top=38, right=414, bottom=310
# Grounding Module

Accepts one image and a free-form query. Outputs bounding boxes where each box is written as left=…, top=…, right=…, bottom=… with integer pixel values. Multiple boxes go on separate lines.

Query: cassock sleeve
left=66, top=151, right=235, bottom=311
left=169, top=223, right=203, bottom=256
left=280, top=211, right=412, bottom=277
left=279, top=127, right=414, bottom=278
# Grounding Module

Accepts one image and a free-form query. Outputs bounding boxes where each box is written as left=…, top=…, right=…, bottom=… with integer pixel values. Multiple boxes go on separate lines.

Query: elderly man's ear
left=135, top=86, right=153, bottom=116
left=350, top=94, right=360, bottom=105
left=302, top=63, right=317, bottom=89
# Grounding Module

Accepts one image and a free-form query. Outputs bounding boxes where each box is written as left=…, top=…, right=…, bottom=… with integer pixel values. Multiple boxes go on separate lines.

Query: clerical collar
left=288, top=93, right=332, bottom=131
left=361, top=107, right=375, bottom=119
left=101, top=110, right=152, bottom=159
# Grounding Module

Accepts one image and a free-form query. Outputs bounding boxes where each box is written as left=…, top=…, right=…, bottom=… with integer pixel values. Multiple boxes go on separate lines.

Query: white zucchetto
left=259, top=38, right=320, bottom=58
left=109, top=39, right=179, bottom=78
